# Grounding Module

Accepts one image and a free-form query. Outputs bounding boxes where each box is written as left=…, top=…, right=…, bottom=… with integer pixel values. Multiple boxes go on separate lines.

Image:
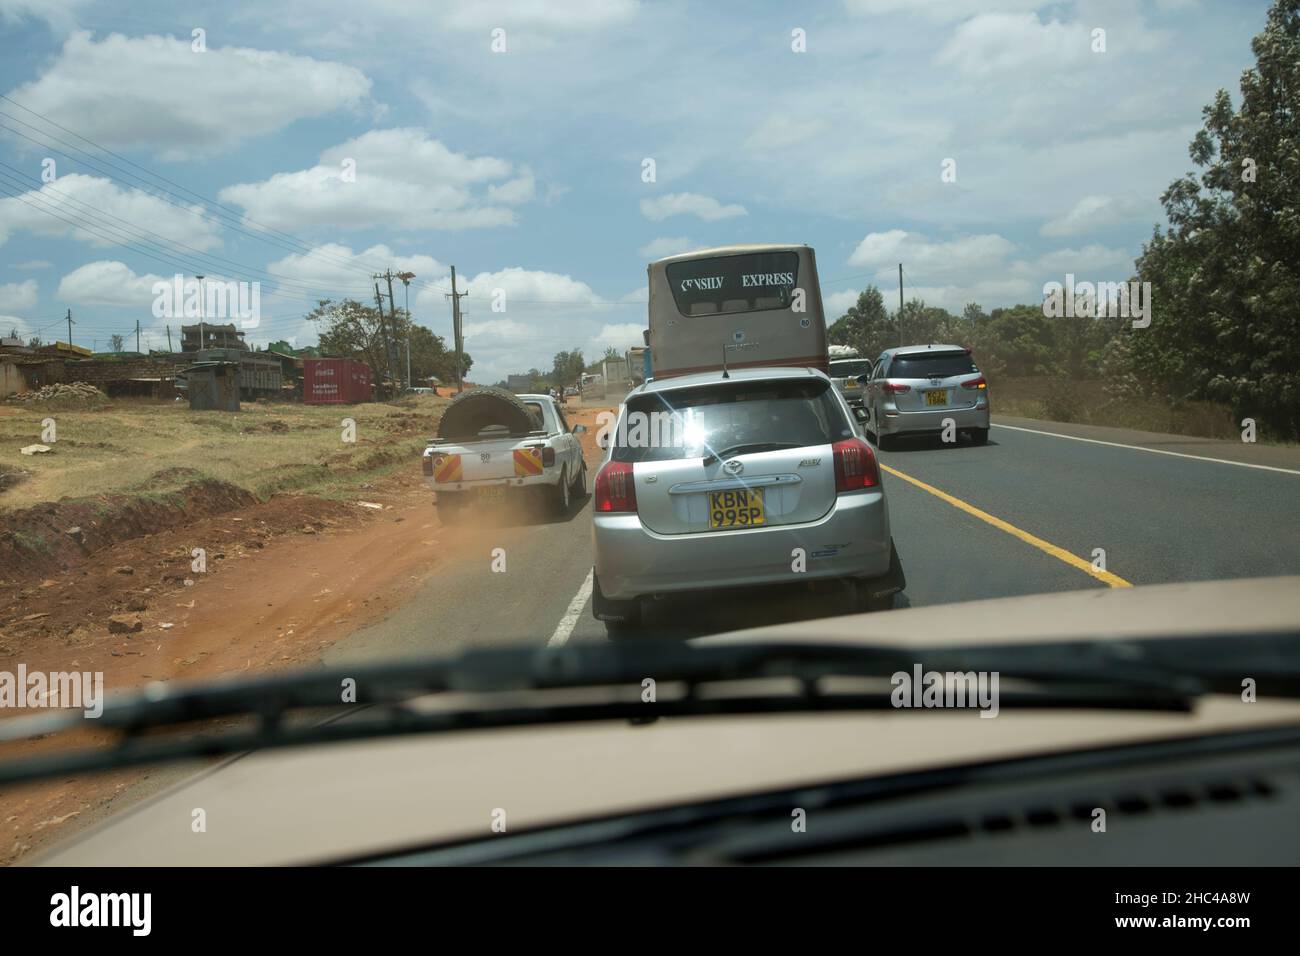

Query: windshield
left=1, top=0, right=1298, bottom=874
left=829, top=360, right=872, bottom=378
left=665, top=251, right=800, bottom=316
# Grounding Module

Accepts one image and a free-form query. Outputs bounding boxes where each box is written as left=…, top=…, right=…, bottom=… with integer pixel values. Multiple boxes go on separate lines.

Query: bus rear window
left=665, top=252, right=800, bottom=317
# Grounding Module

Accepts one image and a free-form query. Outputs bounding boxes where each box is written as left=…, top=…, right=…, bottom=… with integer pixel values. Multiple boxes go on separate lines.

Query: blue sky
left=0, top=0, right=1272, bottom=383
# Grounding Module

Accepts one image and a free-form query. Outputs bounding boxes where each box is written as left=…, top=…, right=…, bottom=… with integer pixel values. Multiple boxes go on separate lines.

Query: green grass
left=11, top=530, right=47, bottom=552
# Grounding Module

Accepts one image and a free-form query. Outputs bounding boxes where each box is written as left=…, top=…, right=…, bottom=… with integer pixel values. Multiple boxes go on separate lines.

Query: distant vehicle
left=506, top=374, right=534, bottom=393
left=424, top=389, right=587, bottom=520
left=827, top=346, right=871, bottom=409
left=408, top=386, right=434, bottom=395
left=591, top=366, right=903, bottom=633
left=646, top=244, right=828, bottom=380
left=863, top=344, right=989, bottom=449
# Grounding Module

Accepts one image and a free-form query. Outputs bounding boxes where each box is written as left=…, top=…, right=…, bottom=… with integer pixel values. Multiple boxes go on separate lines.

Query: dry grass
left=988, top=376, right=1267, bottom=442
left=0, top=395, right=447, bottom=510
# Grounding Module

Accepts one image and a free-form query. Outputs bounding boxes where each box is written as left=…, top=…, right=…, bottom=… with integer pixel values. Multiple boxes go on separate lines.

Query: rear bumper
left=593, top=489, right=891, bottom=601
left=427, top=471, right=561, bottom=496
left=877, top=400, right=989, bottom=436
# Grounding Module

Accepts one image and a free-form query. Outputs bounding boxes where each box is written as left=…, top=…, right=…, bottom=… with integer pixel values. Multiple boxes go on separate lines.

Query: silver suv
left=863, top=345, right=990, bottom=449
left=591, top=367, right=904, bottom=632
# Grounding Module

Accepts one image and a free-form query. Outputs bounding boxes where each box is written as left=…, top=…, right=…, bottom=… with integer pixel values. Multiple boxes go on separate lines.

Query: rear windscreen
left=665, top=252, right=800, bottom=317
left=612, top=378, right=851, bottom=463
left=829, top=360, right=872, bottom=378
left=888, top=352, right=978, bottom=378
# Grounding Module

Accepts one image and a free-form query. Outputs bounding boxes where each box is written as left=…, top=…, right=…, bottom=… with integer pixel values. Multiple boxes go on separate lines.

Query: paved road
left=326, top=415, right=1300, bottom=665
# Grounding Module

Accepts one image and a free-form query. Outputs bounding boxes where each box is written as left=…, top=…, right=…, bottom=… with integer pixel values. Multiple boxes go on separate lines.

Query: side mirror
left=572, top=424, right=587, bottom=435
left=853, top=407, right=869, bottom=423
left=856, top=374, right=869, bottom=385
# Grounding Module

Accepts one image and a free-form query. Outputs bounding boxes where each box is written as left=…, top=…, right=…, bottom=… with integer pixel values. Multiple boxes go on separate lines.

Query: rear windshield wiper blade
left=702, top=442, right=801, bottom=465
left=0, top=634, right=1296, bottom=787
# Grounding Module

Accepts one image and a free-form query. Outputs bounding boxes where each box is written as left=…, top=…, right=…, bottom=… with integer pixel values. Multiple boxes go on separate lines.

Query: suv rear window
left=613, top=378, right=852, bottom=463
left=888, top=352, right=978, bottom=378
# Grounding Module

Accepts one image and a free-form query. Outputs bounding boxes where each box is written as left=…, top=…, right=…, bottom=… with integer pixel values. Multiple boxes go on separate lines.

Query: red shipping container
left=303, top=358, right=372, bottom=405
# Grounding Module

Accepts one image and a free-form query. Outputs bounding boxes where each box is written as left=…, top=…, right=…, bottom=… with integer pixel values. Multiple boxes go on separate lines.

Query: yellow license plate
left=925, top=389, right=948, bottom=407
left=708, top=488, right=766, bottom=529
left=476, top=485, right=506, bottom=501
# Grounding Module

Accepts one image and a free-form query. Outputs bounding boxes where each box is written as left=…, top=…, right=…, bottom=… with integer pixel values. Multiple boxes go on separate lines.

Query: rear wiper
left=702, top=442, right=800, bottom=466
left=2, top=634, right=1296, bottom=787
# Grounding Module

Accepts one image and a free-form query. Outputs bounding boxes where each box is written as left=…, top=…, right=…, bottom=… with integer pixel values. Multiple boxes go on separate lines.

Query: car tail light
left=961, top=376, right=987, bottom=390
left=541, top=446, right=556, bottom=467
left=422, top=454, right=434, bottom=476
left=832, top=438, right=879, bottom=492
left=881, top=381, right=911, bottom=394
left=594, top=461, right=637, bottom=512
left=431, top=453, right=460, bottom=483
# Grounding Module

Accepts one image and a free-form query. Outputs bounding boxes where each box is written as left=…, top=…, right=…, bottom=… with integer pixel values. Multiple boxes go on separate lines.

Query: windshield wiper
left=702, top=442, right=801, bottom=465
left=0, top=633, right=1296, bottom=787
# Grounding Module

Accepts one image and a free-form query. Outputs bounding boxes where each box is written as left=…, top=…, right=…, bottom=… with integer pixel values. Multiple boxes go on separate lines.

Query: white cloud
left=588, top=323, right=645, bottom=354
left=461, top=267, right=606, bottom=312
left=6, top=31, right=373, bottom=160
left=0, top=314, right=36, bottom=340
left=824, top=289, right=861, bottom=316
left=848, top=230, right=1016, bottom=274
left=267, top=243, right=445, bottom=296
left=639, top=193, right=747, bottom=222
left=219, top=129, right=531, bottom=232
left=0, top=0, right=86, bottom=30
left=1041, top=195, right=1154, bottom=237
left=0, top=174, right=222, bottom=250
left=439, top=0, right=640, bottom=32
left=935, top=13, right=1090, bottom=77
left=638, top=237, right=695, bottom=259
left=0, top=279, right=38, bottom=311
left=56, top=260, right=164, bottom=308
left=842, top=0, right=1048, bottom=24
left=1034, top=244, right=1132, bottom=274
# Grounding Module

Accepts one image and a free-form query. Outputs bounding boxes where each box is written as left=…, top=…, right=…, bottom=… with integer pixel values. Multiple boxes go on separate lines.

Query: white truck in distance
left=423, top=388, right=588, bottom=521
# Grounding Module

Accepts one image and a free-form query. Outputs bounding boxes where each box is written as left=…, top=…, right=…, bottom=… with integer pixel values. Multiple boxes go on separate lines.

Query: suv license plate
left=925, top=389, right=947, bottom=407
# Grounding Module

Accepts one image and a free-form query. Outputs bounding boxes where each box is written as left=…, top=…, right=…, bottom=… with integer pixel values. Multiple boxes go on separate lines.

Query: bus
left=645, top=244, right=829, bottom=380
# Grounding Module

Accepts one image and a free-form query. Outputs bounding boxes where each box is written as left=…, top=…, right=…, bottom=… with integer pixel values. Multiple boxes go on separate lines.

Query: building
left=181, top=323, right=247, bottom=352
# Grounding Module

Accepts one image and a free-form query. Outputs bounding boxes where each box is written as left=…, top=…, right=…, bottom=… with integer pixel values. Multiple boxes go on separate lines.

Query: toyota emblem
left=723, top=459, right=744, bottom=475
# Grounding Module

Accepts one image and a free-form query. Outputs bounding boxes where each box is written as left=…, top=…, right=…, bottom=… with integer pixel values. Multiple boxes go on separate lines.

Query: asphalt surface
left=325, top=414, right=1300, bottom=664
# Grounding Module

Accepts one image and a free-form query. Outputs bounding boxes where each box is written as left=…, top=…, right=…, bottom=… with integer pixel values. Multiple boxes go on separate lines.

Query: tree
left=551, top=349, right=586, bottom=390
left=109, top=333, right=125, bottom=352
left=827, top=285, right=892, bottom=357
left=1133, top=0, right=1300, bottom=437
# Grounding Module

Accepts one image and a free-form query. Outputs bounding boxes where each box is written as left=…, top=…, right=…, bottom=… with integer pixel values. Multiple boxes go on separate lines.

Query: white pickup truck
left=423, top=389, right=588, bottom=522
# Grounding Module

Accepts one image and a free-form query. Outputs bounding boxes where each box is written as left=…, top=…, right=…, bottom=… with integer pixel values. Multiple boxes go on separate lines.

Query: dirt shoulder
left=0, top=401, right=613, bottom=865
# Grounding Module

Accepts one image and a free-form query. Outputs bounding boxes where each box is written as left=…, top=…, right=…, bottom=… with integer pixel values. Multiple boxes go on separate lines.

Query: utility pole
left=166, top=324, right=173, bottom=353
left=397, top=272, right=416, bottom=390
left=445, top=266, right=468, bottom=394
left=383, top=271, right=401, bottom=389
left=373, top=281, right=395, bottom=394
left=898, top=263, right=904, bottom=347
left=66, top=308, right=73, bottom=348
left=135, top=319, right=141, bottom=354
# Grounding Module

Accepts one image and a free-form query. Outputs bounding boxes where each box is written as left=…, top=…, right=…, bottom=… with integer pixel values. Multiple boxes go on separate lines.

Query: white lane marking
left=991, top=422, right=1300, bottom=477
left=547, top=568, right=594, bottom=647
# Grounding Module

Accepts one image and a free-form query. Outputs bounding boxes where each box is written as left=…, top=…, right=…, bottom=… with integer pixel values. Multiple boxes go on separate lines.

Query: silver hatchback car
left=863, top=344, right=990, bottom=449
left=591, top=367, right=904, bottom=632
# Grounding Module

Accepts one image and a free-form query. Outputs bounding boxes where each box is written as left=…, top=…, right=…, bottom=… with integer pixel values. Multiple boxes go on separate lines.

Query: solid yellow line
left=880, top=463, right=1133, bottom=589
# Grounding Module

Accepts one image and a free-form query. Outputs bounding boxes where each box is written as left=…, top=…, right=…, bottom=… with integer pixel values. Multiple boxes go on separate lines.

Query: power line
left=0, top=95, right=390, bottom=278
